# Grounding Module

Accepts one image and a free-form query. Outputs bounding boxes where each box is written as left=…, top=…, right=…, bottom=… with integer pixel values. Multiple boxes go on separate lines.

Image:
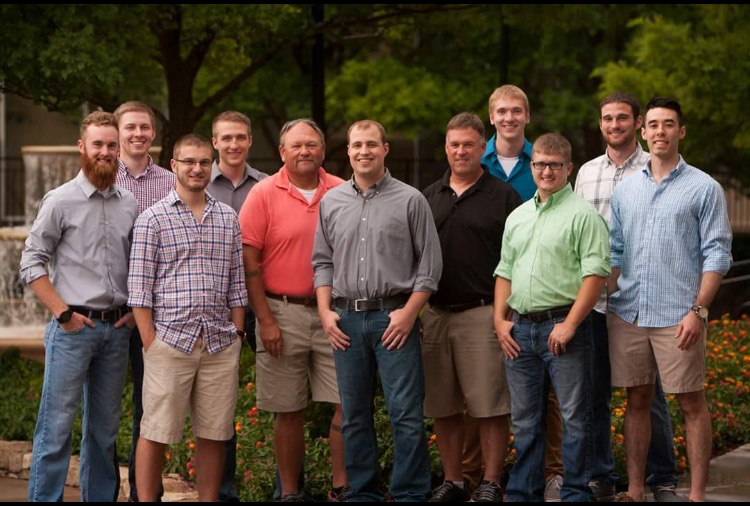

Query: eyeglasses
left=531, top=161, right=568, bottom=171
left=174, top=158, right=212, bottom=169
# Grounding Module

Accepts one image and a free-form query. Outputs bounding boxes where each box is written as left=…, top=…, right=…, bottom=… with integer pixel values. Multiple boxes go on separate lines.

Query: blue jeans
left=587, top=312, right=678, bottom=489
left=28, top=319, right=130, bottom=502
left=504, top=315, right=594, bottom=502
left=334, top=307, right=430, bottom=502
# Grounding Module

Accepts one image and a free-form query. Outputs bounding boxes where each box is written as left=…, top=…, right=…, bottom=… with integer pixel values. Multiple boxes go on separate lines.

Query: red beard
left=80, top=150, right=117, bottom=190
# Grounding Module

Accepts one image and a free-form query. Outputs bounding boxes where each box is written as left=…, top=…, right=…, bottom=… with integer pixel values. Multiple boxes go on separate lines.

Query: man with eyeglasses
left=114, top=100, right=176, bottom=503
left=207, top=110, right=268, bottom=502
left=128, top=134, right=247, bottom=501
left=494, top=133, right=610, bottom=502
left=238, top=119, right=348, bottom=502
left=575, top=92, right=680, bottom=502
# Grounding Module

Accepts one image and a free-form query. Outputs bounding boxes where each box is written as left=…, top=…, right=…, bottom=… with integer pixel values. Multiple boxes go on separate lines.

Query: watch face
left=698, top=307, right=709, bottom=319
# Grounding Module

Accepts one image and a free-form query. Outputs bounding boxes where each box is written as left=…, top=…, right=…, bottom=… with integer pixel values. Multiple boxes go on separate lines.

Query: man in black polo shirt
left=422, top=112, right=522, bottom=502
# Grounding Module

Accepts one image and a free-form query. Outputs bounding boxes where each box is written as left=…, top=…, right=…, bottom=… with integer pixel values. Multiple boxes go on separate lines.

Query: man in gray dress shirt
left=313, top=119, right=442, bottom=502
left=207, top=110, right=268, bottom=501
left=20, top=111, right=138, bottom=502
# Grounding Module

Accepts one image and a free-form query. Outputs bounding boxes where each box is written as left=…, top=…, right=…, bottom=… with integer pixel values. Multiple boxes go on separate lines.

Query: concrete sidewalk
left=2, top=441, right=749, bottom=502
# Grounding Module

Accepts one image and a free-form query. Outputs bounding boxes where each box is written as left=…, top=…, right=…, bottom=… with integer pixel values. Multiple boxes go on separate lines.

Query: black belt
left=516, top=305, right=572, bottom=323
left=265, top=292, right=317, bottom=306
left=334, top=294, right=410, bottom=312
left=430, top=298, right=493, bottom=313
left=70, top=305, right=130, bottom=322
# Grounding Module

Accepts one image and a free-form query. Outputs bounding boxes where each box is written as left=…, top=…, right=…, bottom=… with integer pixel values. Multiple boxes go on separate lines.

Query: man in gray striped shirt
left=313, top=120, right=442, bottom=502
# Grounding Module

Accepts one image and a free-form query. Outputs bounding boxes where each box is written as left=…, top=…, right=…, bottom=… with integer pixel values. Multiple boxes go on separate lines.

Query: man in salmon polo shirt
left=238, top=119, right=348, bottom=502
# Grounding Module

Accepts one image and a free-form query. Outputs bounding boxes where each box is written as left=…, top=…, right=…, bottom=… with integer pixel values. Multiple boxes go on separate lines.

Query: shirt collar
left=534, top=183, right=573, bottom=210
left=118, top=155, right=158, bottom=179
left=166, top=188, right=217, bottom=208
left=76, top=170, right=121, bottom=199
left=438, top=166, right=492, bottom=193
left=642, top=155, right=686, bottom=180
left=350, top=169, right=392, bottom=195
left=605, top=143, right=645, bottom=170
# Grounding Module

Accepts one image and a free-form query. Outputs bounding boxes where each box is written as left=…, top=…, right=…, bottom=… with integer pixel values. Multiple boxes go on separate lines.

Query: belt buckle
left=354, top=298, right=368, bottom=311
left=100, top=310, right=112, bottom=322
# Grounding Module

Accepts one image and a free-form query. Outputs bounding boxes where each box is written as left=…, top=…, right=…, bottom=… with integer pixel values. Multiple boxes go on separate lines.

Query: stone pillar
left=21, top=146, right=79, bottom=226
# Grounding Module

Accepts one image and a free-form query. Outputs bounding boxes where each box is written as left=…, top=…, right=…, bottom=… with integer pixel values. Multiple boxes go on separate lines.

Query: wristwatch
left=236, top=329, right=247, bottom=340
left=56, top=308, right=73, bottom=324
left=690, top=305, right=709, bottom=324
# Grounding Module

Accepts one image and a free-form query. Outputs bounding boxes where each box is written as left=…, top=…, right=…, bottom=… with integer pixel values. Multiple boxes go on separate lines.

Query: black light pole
left=312, top=4, right=326, bottom=133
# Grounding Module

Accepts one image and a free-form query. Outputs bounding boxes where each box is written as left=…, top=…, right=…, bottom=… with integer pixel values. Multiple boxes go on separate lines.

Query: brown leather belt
left=265, top=292, right=317, bottom=306
left=516, top=305, right=572, bottom=323
left=430, top=298, right=493, bottom=313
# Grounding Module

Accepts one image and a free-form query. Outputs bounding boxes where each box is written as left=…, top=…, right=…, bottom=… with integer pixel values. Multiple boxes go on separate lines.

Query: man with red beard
left=128, top=134, right=247, bottom=502
left=20, top=111, right=138, bottom=502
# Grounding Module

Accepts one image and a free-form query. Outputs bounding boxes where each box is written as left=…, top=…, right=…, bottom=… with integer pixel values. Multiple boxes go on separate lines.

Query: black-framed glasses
left=174, top=158, right=212, bottom=169
left=531, top=161, right=567, bottom=171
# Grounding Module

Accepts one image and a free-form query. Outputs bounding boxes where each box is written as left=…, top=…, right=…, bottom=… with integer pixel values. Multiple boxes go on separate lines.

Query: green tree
left=593, top=5, right=750, bottom=187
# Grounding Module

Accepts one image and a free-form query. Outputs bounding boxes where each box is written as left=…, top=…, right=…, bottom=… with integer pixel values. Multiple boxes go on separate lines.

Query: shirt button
left=361, top=238, right=365, bottom=241
left=360, top=258, right=364, bottom=261
left=360, top=277, right=364, bottom=281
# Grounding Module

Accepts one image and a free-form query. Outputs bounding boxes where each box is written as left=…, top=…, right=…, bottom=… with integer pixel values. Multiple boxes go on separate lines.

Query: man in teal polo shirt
left=493, top=133, right=610, bottom=502
left=481, top=84, right=535, bottom=201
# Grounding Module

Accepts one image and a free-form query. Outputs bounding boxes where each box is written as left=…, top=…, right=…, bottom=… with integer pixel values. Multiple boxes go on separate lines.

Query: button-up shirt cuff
left=581, top=259, right=611, bottom=278
left=128, top=291, right=153, bottom=308
left=702, top=259, right=731, bottom=277
left=413, top=277, right=438, bottom=293
left=313, top=269, right=334, bottom=289
left=494, top=264, right=512, bottom=280
left=228, top=290, right=248, bottom=308
left=20, top=266, right=48, bottom=286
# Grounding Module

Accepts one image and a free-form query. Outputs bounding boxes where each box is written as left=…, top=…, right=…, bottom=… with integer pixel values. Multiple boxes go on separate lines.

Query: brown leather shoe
left=614, top=492, right=639, bottom=502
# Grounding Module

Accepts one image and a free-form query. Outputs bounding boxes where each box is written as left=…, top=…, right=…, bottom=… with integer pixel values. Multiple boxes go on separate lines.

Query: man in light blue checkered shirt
left=608, top=97, right=732, bottom=503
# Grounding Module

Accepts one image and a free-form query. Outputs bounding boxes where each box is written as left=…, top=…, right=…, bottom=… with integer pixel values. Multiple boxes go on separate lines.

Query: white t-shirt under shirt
left=294, top=185, right=317, bottom=203
left=497, top=155, right=519, bottom=177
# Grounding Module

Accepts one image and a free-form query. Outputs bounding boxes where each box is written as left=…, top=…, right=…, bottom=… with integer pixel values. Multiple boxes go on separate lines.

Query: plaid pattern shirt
left=128, top=189, right=247, bottom=354
left=574, top=144, right=649, bottom=313
left=116, top=157, right=175, bottom=214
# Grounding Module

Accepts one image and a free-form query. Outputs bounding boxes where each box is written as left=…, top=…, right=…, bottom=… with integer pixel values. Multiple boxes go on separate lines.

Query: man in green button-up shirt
left=492, top=133, right=610, bottom=502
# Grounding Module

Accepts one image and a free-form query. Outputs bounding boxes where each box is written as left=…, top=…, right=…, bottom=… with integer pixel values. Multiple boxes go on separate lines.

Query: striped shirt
left=609, top=158, right=733, bottom=327
left=128, top=189, right=247, bottom=354
left=116, top=157, right=175, bottom=214
left=575, top=144, right=650, bottom=312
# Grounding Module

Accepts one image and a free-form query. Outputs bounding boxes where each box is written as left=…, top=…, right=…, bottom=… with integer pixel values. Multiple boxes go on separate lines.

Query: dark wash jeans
left=333, top=307, right=431, bottom=502
left=504, top=314, right=594, bottom=502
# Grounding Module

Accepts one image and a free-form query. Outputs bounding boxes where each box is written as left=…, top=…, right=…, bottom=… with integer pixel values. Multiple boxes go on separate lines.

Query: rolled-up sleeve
left=577, top=209, right=611, bottom=278
left=700, top=182, right=733, bottom=275
left=312, top=200, right=335, bottom=289
left=410, top=195, right=442, bottom=293
left=127, top=214, right=157, bottom=308
left=609, top=191, right=624, bottom=270
left=19, top=193, right=60, bottom=285
left=227, top=216, right=249, bottom=308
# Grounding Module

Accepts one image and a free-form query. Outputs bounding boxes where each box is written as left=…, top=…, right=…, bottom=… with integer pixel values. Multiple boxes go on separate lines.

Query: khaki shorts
left=141, top=337, right=241, bottom=444
left=607, top=313, right=705, bottom=393
left=255, top=296, right=339, bottom=412
left=421, top=304, right=510, bottom=418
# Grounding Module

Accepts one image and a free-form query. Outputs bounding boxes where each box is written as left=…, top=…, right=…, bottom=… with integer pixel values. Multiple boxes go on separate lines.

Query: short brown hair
left=600, top=92, right=640, bottom=120
left=347, top=120, right=387, bottom=144
left=80, top=111, right=118, bottom=138
left=212, top=111, right=252, bottom=136
left=532, top=133, right=572, bottom=162
left=173, top=133, right=212, bottom=159
left=113, top=101, right=156, bottom=129
left=446, top=112, right=485, bottom=138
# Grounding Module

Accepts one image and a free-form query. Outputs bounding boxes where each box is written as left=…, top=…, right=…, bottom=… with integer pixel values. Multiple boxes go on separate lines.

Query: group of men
left=19, top=84, right=731, bottom=503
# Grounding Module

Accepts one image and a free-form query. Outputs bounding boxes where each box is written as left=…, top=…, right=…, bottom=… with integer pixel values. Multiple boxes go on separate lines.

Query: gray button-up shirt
left=313, top=170, right=442, bottom=299
left=207, top=161, right=268, bottom=214
left=20, top=170, right=138, bottom=310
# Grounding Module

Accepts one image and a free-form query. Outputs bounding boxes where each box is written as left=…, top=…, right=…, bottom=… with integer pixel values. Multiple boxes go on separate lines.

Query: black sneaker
left=429, top=481, right=470, bottom=502
left=589, top=479, right=616, bottom=502
left=471, top=480, right=502, bottom=502
left=327, top=484, right=352, bottom=502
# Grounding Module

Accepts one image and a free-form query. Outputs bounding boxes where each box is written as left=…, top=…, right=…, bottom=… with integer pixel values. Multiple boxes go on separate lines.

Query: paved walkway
left=1, top=444, right=749, bottom=501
